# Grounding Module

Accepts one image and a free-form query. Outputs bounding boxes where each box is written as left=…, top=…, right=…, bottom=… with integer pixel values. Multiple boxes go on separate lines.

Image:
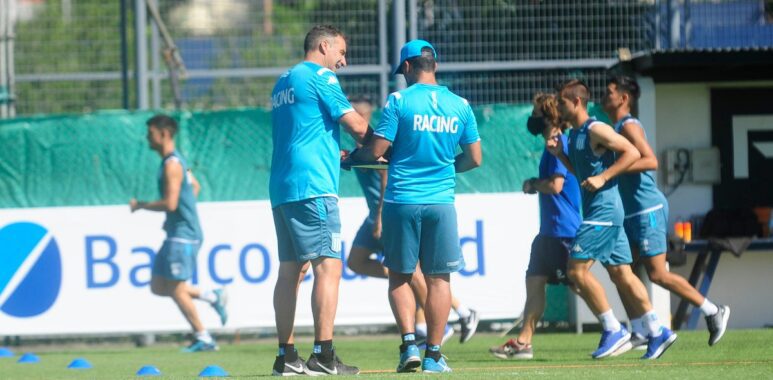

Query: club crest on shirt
left=575, top=134, right=586, bottom=150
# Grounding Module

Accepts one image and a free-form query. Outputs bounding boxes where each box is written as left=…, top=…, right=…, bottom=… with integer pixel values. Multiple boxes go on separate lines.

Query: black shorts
left=525, top=235, right=573, bottom=285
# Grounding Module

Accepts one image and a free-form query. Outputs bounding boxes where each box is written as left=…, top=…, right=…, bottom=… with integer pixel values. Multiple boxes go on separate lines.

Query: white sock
left=631, top=318, right=647, bottom=337
left=195, top=331, right=213, bottom=343
left=597, top=310, right=622, bottom=332
left=642, top=311, right=663, bottom=338
left=415, top=323, right=428, bottom=337
left=700, top=299, right=719, bottom=316
left=455, top=304, right=472, bottom=319
left=199, top=289, right=217, bottom=304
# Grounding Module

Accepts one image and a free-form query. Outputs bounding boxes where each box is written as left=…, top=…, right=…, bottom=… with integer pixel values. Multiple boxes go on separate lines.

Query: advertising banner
left=0, top=193, right=538, bottom=335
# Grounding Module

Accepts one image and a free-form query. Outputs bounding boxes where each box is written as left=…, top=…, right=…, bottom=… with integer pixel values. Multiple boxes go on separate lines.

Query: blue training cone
left=67, top=358, right=92, bottom=369
left=17, top=353, right=39, bottom=363
left=198, top=365, right=229, bottom=377
left=136, top=365, right=162, bottom=376
left=0, top=347, right=14, bottom=358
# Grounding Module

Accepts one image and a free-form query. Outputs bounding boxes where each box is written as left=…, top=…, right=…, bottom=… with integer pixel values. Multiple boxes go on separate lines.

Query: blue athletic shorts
left=571, top=223, right=632, bottom=266
left=624, top=205, right=668, bottom=257
left=526, top=235, right=574, bottom=285
left=352, top=216, right=383, bottom=252
left=153, top=239, right=200, bottom=281
left=272, top=197, right=342, bottom=262
left=382, top=203, right=464, bottom=275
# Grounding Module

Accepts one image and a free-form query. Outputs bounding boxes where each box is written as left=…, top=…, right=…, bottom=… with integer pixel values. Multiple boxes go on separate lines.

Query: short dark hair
left=405, top=47, right=436, bottom=74
left=607, top=75, right=640, bottom=100
left=146, top=114, right=178, bottom=136
left=304, top=25, right=345, bottom=53
left=556, top=78, right=590, bottom=107
left=608, top=75, right=640, bottom=115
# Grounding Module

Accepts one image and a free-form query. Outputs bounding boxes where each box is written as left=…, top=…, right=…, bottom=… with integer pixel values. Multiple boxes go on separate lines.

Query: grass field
left=1, top=330, right=771, bottom=379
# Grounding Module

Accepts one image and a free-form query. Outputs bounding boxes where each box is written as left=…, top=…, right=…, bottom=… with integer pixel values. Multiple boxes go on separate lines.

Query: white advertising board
left=0, top=193, right=538, bottom=335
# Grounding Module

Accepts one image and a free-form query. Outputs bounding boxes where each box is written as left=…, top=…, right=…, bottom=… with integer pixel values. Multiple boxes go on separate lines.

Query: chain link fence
left=3, top=0, right=772, bottom=116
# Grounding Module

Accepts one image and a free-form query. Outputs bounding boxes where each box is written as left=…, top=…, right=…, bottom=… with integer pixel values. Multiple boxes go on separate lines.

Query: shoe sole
left=460, top=316, right=480, bottom=344
left=709, top=306, right=730, bottom=346
left=272, top=369, right=305, bottom=376
left=305, top=366, right=360, bottom=376
left=643, top=333, right=678, bottom=360
left=592, top=332, right=631, bottom=359
left=610, top=339, right=645, bottom=357
left=610, top=341, right=633, bottom=357
left=423, top=369, right=452, bottom=373
left=396, top=357, right=422, bottom=373
left=489, top=351, right=533, bottom=360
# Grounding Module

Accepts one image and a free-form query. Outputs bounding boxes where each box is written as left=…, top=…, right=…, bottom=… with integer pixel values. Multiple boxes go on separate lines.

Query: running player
left=548, top=79, right=677, bottom=360
left=352, top=39, right=482, bottom=373
left=490, top=93, right=581, bottom=360
left=129, top=114, right=228, bottom=353
left=269, top=25, right=371, bottom=376
left=603, top=75, right=729, bottom=349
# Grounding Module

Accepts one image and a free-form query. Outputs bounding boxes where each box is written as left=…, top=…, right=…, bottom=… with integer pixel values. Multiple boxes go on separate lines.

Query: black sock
left=425, top=345, right=442, bottom=361
left=400, top=332, right=417, bottom=353
left=313, top=340, right=334, bottom=362
left=279, top=343, right=298, bottom=362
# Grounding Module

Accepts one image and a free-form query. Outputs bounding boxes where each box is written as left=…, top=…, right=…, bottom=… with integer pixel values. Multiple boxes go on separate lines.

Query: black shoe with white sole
left=459, top=309, right=480, bottom=344
left=306, top=350, right=360, bottom=376
left=272, top=355, right=307, bottom=376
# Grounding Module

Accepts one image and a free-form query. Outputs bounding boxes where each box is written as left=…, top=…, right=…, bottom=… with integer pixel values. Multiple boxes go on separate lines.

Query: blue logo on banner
left=0, top=222, right=62, bottom=317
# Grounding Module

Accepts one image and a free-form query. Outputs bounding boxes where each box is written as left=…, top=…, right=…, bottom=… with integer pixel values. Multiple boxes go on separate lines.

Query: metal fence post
left=0, top=0, right=17, bottom=118
left=151, top=21, right=161, bottom=109
left=0, top=0, right=7, bottom=118
left=378, top=0, right=388, bottom=102
left=392, top=0, right=406, bottom=90
left=120, top=0, right=130, bottom=110
left=134, top=0, right=149, bottom=109
left=408, top=0, right=417, bottom=41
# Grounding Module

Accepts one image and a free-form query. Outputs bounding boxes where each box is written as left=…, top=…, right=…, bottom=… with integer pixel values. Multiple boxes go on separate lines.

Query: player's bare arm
left=620, top=121, right=658, bottom=173
left=583, top=123, right=640, bottom=192
left=340, top=111, right=374, bottom=144
left=188, top=169, right=201, bottom=198
left=130, top=160, right=184, bottom=212
left=373, top=169, right=387, bottom=240
left=454, top=141, right=482, bottom=173
left=352, top=135, right=391, bottom=162
left=546, top=136, right=576, bottom=175
left=524, top=174, right=565, bottom=195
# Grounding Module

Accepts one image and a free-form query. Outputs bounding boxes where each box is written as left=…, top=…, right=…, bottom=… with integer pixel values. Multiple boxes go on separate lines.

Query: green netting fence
left=0, top=104, right=607, bottom=209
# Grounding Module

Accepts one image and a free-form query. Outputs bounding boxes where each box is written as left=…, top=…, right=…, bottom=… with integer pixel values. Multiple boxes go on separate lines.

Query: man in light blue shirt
left=269, top=25, right=371, bottom=377
left=352, top=39, right=482, bottom=373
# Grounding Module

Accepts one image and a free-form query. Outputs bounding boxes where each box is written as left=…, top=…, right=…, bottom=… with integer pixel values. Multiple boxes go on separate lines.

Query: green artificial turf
left=1, top=330, right=771, bottom=379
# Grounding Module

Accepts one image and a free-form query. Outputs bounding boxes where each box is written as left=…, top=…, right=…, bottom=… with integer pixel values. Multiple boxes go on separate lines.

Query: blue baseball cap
left=393, top=39, right=437, bottom=75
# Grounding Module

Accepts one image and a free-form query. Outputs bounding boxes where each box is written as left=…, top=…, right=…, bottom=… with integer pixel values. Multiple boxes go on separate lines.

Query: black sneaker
left=706, top=305, right=730, bottom=346
left=306, top=350, right=360, bottom=376
left=272, top=355, right=307, bottom=376
left=459, top=309, right=479, bottom=343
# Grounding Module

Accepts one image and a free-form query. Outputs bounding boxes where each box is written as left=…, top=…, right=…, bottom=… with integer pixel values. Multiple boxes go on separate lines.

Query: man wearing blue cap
left=269, top=24, right=371, bottom=376
left=352, top=39, right=482, bottom=373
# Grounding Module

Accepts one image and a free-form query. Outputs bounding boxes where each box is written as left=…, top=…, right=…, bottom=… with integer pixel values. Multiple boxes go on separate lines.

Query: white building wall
left=644, top=81, right=773, bottom=329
